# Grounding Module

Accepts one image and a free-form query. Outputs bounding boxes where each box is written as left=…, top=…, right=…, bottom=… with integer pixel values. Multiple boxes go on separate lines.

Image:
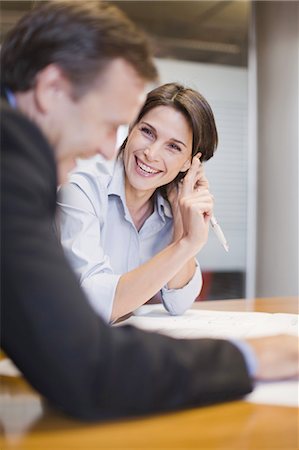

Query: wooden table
left=0, top=297, right=298, bottom=449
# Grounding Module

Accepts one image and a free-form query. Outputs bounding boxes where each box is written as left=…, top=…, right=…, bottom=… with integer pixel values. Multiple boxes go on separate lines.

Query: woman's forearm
left=166, top=257, right=196, bottom=289
left=111, top=239, right=197, bottom=321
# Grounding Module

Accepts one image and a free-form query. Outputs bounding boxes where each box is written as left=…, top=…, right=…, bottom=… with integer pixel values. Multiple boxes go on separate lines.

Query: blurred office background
left=1, top=1, right=298, bottom=301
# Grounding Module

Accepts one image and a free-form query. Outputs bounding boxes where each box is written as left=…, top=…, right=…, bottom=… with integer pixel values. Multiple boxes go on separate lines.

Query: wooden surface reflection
left=1, top=297, right=298, bottom=449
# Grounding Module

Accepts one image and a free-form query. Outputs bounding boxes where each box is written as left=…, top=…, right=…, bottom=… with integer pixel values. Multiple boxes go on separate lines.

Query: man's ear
left=34, top=64, right=71, bottom=113
left=180, top=158, right=191, bottom=172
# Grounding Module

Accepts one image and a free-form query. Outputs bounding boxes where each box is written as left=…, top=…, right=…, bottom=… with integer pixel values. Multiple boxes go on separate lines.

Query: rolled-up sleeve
left=57, top=183, right=120, bottom=322
left=161, top=260, right=202, bottom=315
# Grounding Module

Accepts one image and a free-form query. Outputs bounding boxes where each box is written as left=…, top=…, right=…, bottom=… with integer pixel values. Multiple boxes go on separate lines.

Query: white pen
left=210, top=215, right=229, bottom=252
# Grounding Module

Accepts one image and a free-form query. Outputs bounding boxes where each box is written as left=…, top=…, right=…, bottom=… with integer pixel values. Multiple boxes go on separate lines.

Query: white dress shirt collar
left=107, top=157, right=173, bottom=223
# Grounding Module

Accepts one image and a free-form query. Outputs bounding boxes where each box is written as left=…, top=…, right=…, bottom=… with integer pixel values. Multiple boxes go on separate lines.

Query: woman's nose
left=144, top=145, right=159, bottom=161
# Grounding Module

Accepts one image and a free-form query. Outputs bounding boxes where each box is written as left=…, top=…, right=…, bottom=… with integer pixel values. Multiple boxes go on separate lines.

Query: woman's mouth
left=135, top=156, right=161, bottom=176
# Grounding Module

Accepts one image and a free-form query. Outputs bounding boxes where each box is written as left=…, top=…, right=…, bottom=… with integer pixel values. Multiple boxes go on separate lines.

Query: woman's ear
left=180, top=158, right=191, bottom=172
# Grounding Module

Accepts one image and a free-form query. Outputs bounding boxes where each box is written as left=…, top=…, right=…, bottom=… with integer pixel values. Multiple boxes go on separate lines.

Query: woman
left=57, top=83, right=217, bottom=322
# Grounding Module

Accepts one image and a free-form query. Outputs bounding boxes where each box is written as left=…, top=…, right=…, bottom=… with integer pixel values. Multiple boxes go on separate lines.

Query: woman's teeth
left=137, top=159, right=159, bottom=174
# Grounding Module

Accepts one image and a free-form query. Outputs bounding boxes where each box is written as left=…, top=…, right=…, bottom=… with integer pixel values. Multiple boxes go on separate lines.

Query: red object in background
left=196, top=271, right=212, bottom=301
left=146, top=272, right=213, bottom=304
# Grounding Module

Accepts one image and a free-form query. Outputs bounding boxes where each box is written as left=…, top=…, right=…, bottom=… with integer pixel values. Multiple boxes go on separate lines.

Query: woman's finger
left=184, top=198, right=214, bottom=211
left=181, top=156, right=201, bottom=196
left=182, top=189, right=212, bottom=200
left=194, top=164, right=209, bottom=190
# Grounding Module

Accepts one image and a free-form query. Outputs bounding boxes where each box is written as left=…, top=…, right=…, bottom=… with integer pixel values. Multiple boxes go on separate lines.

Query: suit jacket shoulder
left=1, top=99, right=57, bottom=209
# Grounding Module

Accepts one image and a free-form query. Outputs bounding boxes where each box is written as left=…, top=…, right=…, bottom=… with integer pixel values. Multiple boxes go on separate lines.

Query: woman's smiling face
left=123, top=105, right=193, bottom=194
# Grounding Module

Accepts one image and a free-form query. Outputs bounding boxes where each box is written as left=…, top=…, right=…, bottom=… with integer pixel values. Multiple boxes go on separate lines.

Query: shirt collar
left=107, top=157, right=173, bottom=220
left=107, top=157, right=126, bottom=203
left=5, top=88, right=17, bottom=109
left=155, top=191, right=173, bottom=221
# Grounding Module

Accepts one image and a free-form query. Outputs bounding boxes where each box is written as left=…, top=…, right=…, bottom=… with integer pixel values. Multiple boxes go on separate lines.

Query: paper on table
left=120, top=305, right=298, bottom=339
left=0, top=358, right=21, bottom=377
left=117, top=305, right=299, bottom=407
left=246, top=380, right=298, bottom=407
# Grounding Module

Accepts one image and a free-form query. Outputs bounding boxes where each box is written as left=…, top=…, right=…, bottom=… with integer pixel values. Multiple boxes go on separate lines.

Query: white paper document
left=118, top=305, right=299, bottom=407
left=0, top=358, right=21, bottom=377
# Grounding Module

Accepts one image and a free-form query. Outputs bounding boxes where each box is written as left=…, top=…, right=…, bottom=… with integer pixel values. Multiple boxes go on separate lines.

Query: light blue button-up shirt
left=57, top=158, right=203, bottom=322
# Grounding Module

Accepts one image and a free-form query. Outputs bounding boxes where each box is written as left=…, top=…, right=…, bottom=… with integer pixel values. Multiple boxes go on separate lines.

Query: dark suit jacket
left=0, top=99, right=253, bottom=421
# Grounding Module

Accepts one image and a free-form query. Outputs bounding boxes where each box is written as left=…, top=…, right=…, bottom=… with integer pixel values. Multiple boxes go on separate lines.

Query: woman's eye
left=141, top=126, right=153, bottom=137
left=168, top=142, right=181, bottom=152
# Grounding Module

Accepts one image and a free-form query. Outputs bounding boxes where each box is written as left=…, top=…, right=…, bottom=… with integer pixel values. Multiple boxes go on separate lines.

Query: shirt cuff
left=230, top=339, right=258, bottom=378
left=161, top=261, right=202, bottom=315
left=81, top=273, right=121, bottom=323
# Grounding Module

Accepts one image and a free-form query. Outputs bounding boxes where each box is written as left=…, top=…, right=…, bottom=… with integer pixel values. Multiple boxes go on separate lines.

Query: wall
left=255, top=1, right=299, bottom=296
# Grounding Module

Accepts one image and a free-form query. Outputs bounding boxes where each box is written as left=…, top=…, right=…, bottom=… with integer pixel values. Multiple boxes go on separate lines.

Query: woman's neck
left=125, top=179, right=155, bottom=231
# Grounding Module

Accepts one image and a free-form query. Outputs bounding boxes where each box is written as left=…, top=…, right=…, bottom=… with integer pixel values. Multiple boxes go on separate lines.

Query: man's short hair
left=1, top=1, right=158, bottom=94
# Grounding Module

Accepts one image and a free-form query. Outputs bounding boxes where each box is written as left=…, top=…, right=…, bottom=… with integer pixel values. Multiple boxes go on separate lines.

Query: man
left=1, top=1, right=298, bottom=420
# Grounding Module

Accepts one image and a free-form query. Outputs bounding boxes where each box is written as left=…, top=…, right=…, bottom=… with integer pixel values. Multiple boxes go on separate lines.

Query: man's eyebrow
left=140, top=121, right=187, bottom=147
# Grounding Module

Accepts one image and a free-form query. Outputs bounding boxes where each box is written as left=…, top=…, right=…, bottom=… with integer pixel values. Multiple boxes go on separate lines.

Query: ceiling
left=0, top=1, right=250, bottom=67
